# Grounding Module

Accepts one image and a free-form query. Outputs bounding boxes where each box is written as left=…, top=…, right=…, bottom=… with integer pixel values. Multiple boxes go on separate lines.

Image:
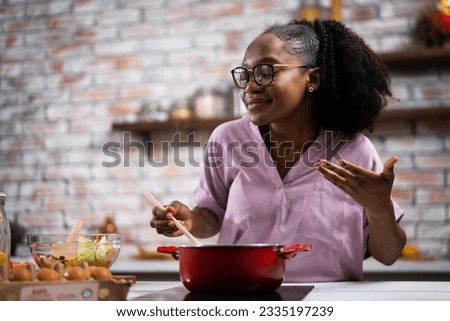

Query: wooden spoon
left=50, top=219, right=84, bottom=259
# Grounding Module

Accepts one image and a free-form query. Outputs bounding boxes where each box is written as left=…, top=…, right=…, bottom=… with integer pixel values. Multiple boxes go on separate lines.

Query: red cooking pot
left=157, top=243, right=311, bottom=293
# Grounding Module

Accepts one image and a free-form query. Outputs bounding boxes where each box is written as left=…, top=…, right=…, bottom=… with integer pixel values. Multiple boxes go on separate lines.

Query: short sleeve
left=192, top=124, right=239, bottom=224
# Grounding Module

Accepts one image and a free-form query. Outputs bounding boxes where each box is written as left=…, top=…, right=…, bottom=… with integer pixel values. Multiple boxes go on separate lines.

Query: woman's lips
left=246, top=98, right=271, bottom=111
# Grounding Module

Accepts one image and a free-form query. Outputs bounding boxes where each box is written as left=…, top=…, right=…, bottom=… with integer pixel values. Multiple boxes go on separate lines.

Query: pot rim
left=176, top=243, right=284, bottom=248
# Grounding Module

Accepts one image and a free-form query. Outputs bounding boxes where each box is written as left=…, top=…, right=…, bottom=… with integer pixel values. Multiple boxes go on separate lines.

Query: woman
left=150, top=19, right=406, bottom=282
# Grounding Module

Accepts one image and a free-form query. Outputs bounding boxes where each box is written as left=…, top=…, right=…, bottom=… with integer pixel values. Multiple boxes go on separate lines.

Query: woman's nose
left=244, top=72, right=263, bottom=92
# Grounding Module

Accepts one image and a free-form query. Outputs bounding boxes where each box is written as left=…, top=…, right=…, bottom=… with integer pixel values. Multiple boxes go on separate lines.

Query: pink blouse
left=193, top=115, right=404, bottom=282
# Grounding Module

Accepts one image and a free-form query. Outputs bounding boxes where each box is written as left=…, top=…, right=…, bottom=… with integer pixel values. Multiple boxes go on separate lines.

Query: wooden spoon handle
left=66, top=219, right=84, bottom=243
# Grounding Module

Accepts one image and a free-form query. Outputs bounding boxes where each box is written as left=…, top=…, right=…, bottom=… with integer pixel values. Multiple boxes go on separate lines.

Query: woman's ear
left=307, top=67, right=321, bottom=91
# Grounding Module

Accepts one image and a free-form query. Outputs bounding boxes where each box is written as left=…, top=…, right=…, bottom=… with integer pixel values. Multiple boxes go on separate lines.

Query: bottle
left=298, top=0, right=320, bottom=21
left=330, top=0, right=343, bottom=21
left=194, top=88, right=218, bottom=119
left=0, top=187, right=11, bottom=281
left=100, top=215, right=117, bottom=234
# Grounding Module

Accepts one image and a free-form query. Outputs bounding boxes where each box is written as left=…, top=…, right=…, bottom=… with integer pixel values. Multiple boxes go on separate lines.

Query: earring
left=308, top=87, right=314, bottom=92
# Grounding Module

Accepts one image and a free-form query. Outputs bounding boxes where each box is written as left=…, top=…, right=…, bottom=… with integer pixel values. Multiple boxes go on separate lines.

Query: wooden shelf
left=378, top=46, right=450, bottom=70
left=112, top=116, right=236, bottom=136
left=112, top=107, right=450, bottom=137
left=378, top=106, right=450, bottom=120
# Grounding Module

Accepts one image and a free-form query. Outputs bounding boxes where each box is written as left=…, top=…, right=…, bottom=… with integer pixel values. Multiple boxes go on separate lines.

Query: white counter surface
left=363, top=257, right=450, bottom=273
left=127, top=280, right=450, bottom=301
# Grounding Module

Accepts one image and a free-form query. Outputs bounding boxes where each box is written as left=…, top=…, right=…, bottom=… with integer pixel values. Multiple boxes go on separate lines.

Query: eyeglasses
left=231, top=63, right=313, bottom=89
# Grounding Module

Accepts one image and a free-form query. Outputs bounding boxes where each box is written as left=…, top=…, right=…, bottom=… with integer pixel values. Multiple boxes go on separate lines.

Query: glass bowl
left=27, top=233, right=124, bottom=269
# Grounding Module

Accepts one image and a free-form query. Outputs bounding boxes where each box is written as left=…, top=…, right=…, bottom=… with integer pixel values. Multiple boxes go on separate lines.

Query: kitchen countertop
left=362, top=257, right=450, bottom=281
left=127, top=280, right=450, bottom=301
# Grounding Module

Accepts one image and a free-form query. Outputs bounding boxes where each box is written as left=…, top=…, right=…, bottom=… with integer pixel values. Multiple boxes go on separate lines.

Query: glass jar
left=0, top=187, right=11, bottom=280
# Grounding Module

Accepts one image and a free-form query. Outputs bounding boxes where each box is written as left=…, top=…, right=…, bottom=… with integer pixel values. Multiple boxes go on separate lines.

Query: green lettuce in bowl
left=28, top=233, right=124, bottom=269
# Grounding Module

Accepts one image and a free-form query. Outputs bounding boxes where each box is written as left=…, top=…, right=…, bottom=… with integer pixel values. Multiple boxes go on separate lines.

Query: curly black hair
left=262, top=19, right=392, bottom=135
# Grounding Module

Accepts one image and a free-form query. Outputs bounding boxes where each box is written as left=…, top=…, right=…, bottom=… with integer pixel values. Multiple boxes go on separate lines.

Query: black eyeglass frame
left=230, top=63, right=313, bottom=89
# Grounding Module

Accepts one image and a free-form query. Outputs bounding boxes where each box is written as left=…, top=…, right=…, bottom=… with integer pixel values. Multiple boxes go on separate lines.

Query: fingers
left=150, top=207, right=175, bottom=234
left=314, top=159, right=353, bottom=186
left=314, top=158, right=375, bottom=194
left=151, top=205, right=169, bottom=219
left=315, top=157, right=382, bottom=178
left=167, top=200, right=191, bottom=221
left=337, top=159, right=367, bottom=174
left=150, top=200, right=184, bottom=221
left=382, top=156, right=398, bottom=180
left=336, top=156, right=399, bottom=179
left=314, top=157, right=399, bottom=210
left=149, top=200, right=192, bottom=237
left=149, top=204, right=175, bottom=236
left=314, top=156, right=399, bottom=191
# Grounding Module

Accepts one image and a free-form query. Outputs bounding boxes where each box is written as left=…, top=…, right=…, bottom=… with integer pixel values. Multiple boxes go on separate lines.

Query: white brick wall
left=0, top=0, right=449, bottom=258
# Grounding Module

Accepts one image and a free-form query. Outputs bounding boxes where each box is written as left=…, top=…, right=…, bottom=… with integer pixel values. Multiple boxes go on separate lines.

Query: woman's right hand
left=149, top=200, right=194, bottom=237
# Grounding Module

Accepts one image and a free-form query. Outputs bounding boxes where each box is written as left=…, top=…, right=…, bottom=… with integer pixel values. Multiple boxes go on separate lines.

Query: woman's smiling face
left=240, top=33, right=313, bottom=126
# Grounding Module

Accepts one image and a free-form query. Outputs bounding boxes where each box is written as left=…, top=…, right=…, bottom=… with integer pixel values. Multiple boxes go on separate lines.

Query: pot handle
left=157, top=246, right=180, bottom=260
left=277, top=243, right=312, bottom=260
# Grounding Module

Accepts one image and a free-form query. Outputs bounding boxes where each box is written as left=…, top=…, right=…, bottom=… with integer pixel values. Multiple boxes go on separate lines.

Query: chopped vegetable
left=37, top=235, right=118, bottom=268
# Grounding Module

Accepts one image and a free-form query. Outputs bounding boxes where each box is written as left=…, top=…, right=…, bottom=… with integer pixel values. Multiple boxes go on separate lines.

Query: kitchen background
left=0, top=0, right=449, bottom=258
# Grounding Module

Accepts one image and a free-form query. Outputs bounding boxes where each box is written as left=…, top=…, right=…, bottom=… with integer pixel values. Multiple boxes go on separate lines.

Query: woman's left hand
left=316, top=155, right=406, bottom=265
left=314, top=156, right=398, bottom=213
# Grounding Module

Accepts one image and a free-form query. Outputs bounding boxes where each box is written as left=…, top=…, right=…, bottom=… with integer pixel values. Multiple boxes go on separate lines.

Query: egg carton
left=0, top=275, right=135, bottom=301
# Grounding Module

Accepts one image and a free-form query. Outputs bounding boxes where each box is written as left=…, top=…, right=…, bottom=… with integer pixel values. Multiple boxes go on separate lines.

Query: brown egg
left=89, top=266, right=113, bottom=280
left=9, top=267, right=34, bottom=282
left=88, top=265, right=98, bottom=275
left=36, top=268, right=62, bottom=282
left=65, top=266, right=89, bottom=281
